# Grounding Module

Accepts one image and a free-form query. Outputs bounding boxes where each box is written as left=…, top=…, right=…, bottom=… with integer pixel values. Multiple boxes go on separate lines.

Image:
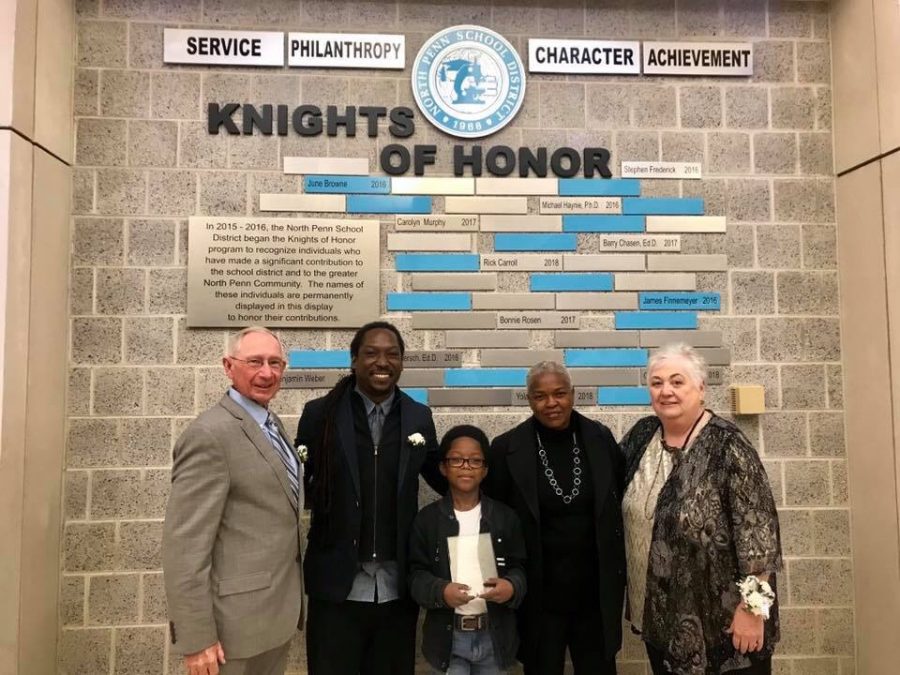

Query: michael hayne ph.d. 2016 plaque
left=187, top=216, right=380, bottom=327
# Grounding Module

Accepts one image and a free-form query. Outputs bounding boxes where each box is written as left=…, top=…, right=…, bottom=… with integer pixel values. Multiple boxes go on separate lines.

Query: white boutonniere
left=407, top=433, right=426, bottom=447
left=296, top=445, right=309, bottom=463
left=737, top=575, right=775, bottom=619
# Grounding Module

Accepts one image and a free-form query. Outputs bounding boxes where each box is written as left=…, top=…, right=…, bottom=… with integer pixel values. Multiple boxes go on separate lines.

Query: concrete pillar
left=0, top=0, right=73, bottom=672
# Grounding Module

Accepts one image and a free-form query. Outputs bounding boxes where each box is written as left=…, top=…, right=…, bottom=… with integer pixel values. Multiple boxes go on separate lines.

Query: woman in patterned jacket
left=620, top=343, right=782, bottom=675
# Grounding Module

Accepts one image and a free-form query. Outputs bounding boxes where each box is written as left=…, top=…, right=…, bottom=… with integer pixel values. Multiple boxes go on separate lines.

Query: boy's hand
left=480, top=577, right=514, bottom=604
left=443, top=582, right=474, bottom=608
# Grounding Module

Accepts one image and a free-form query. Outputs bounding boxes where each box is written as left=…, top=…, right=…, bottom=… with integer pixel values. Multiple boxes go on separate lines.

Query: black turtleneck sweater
left=533, top=417, right=600, bottom=612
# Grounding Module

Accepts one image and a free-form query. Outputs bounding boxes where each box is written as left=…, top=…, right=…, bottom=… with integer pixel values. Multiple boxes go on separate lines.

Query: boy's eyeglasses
left=442, top=457, right=486, bottom=469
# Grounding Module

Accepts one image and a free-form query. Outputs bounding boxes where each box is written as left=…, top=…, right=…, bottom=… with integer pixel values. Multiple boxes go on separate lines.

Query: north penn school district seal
left=412, top=25, right=526, bottom=139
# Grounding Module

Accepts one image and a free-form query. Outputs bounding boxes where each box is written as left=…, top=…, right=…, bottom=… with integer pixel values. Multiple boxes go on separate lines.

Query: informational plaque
left=187, top=217, right=380, bottom=327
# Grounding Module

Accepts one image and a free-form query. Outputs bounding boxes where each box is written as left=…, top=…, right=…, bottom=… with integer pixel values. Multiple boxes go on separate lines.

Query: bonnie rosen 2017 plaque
left=187, top=216, right=380, bottom=327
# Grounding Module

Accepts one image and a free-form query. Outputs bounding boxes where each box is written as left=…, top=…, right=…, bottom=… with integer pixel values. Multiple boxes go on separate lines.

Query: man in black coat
left=484, top=360, right=626, bottom=675
left=296, top=321, right=446, bottom=675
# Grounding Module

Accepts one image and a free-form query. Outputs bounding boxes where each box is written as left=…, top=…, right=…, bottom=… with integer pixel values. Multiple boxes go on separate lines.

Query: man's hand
left=480, top=577, right=514, bottom=604
left=184, top=641, right=225, bottom=675
left=442, top=582, right=475, bottom=608
left=726, top=608, right=765, bottom=654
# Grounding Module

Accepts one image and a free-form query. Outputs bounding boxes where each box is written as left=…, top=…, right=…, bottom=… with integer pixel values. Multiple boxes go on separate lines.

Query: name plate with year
left=403, top=351, right=462, bottom=368
left=481, top=254, right=564, bottom=271
left=595, top=235, right=681, bottom=252
left=395, top=215, right=479, bottom=231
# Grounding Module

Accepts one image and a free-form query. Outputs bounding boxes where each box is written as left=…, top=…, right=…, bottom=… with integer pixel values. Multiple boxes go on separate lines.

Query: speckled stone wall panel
left=65, top=1, right=848, bottom=673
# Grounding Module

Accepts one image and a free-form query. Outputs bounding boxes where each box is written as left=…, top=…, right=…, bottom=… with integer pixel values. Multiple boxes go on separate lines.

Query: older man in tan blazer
left=163, top=326, right=303, bottom=675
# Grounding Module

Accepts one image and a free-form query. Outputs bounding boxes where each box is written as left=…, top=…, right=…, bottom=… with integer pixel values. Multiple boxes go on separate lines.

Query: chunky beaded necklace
left=535, top=431, right=582, bottom=505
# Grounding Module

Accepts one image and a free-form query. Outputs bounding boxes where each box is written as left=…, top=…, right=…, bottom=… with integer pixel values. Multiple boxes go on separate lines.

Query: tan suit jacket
left=163, top=393, right=303, bottom=658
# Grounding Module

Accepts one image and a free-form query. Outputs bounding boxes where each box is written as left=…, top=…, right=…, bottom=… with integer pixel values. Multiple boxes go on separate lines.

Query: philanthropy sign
left=288, top=32, right=405, bottom=68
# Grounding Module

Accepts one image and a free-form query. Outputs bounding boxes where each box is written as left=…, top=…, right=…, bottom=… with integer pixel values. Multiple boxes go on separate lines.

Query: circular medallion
left=411, top=25, right=526, bottom=139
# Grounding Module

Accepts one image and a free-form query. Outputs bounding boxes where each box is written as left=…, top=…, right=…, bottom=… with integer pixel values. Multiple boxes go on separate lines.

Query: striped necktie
left=263, top=414, right=299, bottom=503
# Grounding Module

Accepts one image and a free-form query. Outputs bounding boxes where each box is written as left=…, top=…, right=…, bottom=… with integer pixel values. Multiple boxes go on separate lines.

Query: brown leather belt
left=454, top=614, right=488, bottom=631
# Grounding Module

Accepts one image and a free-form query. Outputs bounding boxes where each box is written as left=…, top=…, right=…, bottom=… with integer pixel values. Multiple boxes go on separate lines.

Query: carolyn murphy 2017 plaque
left=187, top=216, right=380, bottom=327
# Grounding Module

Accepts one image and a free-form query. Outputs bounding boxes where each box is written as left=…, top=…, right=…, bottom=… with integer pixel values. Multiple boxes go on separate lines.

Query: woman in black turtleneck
left=484, top=361, right=626, bottom=675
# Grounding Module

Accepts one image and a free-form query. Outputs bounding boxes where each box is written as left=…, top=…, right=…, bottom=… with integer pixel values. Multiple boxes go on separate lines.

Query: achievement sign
left=187, top=217, right=380, bottom=328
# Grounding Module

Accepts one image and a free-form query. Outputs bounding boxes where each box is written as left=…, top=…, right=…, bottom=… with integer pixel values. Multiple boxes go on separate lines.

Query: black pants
left=646, top=643, right=772, bottom=675
left=306, top=597, right=418, bottom=675
left=523, top=608, right=616, bottom=675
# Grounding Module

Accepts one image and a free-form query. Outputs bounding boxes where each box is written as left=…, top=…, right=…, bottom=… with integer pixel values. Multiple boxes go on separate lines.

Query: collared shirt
left=355, top=385, right=395, bottom=443
left=227, top=387, right=302, bottom=506
left=347, top=385, right=399, bottom=604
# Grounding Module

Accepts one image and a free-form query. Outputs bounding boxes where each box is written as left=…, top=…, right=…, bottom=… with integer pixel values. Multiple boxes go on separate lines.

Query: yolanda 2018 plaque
left=187, top=216, right=380, bottom=327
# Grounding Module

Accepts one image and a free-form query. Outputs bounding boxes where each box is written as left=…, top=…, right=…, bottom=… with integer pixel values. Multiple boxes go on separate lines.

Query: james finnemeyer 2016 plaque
left=187, top=216, right=380, bottom=327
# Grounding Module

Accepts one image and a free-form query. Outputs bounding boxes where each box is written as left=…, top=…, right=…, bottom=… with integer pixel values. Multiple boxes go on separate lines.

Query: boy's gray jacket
left=408, top=494, right=527, bottom=671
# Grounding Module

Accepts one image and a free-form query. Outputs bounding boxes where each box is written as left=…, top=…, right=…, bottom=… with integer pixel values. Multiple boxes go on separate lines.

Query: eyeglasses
left=442, top=457, right=486, bottom=469
left=229, top=357, right=287, bottom=372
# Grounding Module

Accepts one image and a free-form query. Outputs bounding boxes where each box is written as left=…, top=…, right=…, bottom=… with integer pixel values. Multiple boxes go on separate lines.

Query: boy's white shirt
left=449, top=504, right=489, bottom=615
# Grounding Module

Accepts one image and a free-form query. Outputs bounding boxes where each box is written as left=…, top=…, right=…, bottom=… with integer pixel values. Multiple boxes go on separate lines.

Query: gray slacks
left=220, top=641, right=292, bottom=675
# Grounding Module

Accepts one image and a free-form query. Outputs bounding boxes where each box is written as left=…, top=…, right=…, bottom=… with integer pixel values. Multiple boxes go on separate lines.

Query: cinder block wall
left=61, top=2, right=851, bottom=674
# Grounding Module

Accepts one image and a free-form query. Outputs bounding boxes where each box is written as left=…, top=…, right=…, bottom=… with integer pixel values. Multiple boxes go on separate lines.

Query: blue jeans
left=443, top=629, right=502, bottom=675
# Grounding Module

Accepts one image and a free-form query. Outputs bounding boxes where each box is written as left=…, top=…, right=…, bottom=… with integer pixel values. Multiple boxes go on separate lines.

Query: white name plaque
left=621, top=161, right=702, bottom=180
left=164, top=29, right=284, bottom=66
left=642, top=42, right=753, bottom=76
left=528, top=39, right=641, bottom=74
left=288, top=33, right=405, bottom=69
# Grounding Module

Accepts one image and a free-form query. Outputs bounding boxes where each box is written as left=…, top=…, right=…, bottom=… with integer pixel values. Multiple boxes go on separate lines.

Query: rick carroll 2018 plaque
left=188, top=216, right=380, bottom=327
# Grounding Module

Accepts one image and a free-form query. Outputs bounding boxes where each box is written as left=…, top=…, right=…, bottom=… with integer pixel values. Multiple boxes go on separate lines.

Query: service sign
left=642, top=41, right=753, bottom=76
left=528, top=39, right=641, bottom=74
left=288, top=32, right=405, bottom=69
left=163, top=29, right=284, bottom=66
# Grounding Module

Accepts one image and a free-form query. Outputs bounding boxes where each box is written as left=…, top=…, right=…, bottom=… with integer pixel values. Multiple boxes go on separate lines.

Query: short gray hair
left=226, top=326, right=284, bottom=357
left=526, top=361, right=573, bottom=393
left=647, top=342, right=707, bottom=387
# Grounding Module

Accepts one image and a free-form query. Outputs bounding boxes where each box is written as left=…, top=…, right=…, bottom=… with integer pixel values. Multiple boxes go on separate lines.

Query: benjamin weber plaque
left=188, top=216, right=380, bottom=327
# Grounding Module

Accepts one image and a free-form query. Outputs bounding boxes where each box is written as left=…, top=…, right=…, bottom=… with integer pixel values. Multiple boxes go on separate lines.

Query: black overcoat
left=483, top=410, right=626, bottom=664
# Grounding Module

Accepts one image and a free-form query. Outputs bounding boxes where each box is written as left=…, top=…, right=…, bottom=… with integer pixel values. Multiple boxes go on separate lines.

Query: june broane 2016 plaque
left=187, top=216, right=380, bottom=327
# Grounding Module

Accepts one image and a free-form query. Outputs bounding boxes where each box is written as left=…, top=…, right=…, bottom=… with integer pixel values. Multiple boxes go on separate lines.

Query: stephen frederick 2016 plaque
left=187, top=216, right=380, bottom=327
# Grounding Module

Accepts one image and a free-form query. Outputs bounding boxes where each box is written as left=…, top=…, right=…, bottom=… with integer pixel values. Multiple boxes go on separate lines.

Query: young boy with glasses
left=408, top=426, right=527, bottom=674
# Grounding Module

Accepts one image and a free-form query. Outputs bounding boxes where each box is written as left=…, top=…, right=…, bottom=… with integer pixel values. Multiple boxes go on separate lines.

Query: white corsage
left=737, top=575, right=775, bottom=619
left=296, top=445, right=309, bottom=463
left=407, top=433, right=426, bottom=446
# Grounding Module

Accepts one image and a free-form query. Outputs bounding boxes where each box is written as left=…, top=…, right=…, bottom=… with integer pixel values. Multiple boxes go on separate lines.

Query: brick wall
left=62, top=1, right=851, bottom=674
